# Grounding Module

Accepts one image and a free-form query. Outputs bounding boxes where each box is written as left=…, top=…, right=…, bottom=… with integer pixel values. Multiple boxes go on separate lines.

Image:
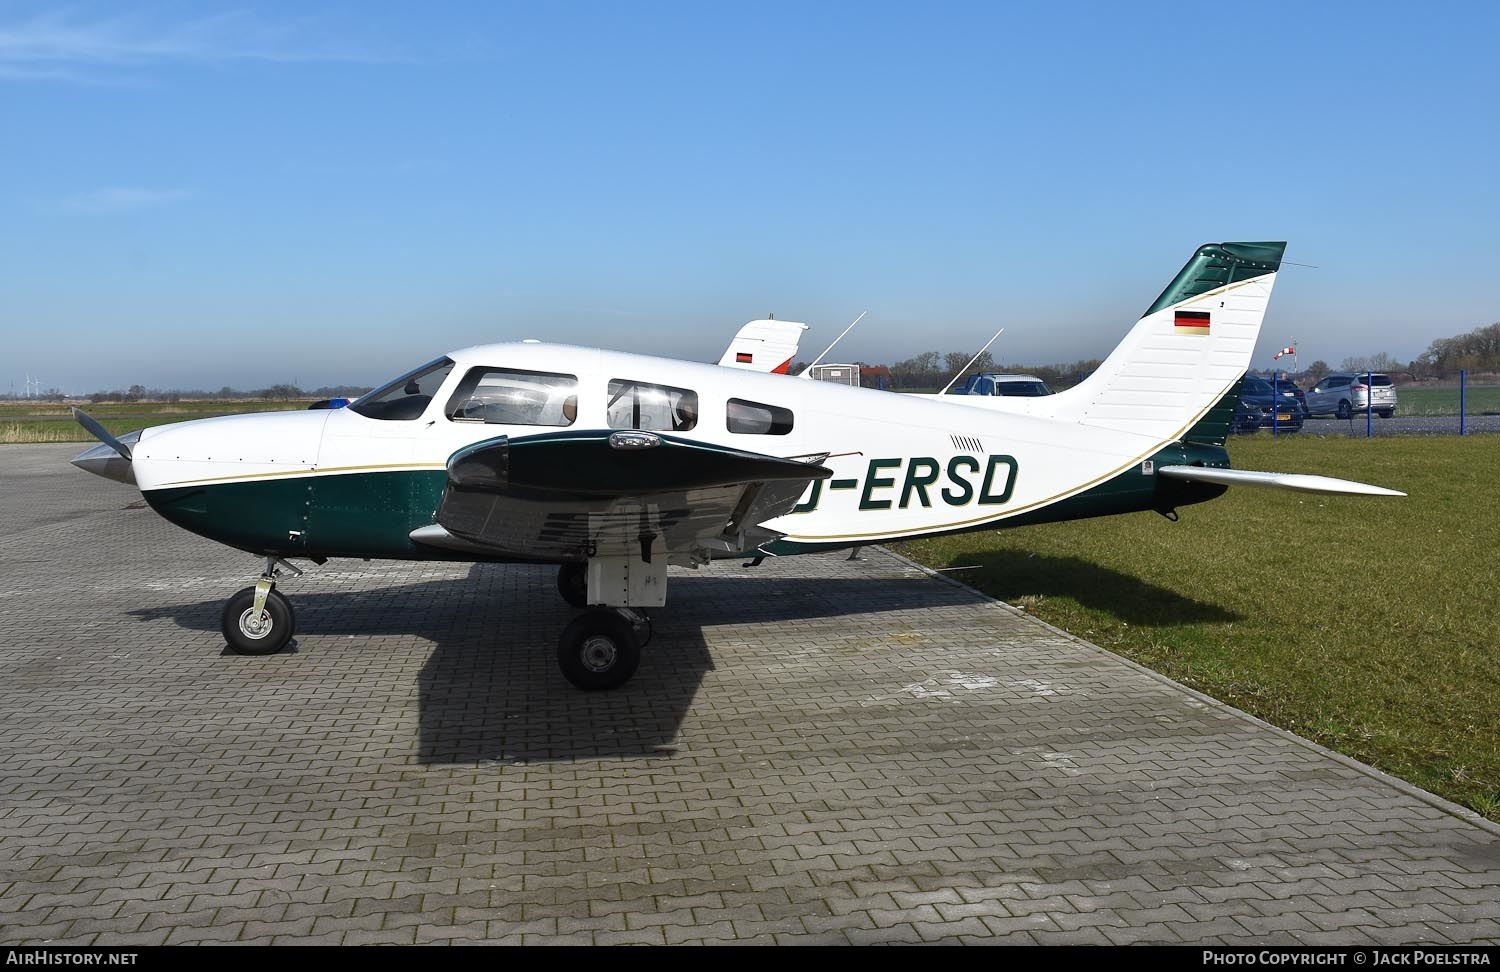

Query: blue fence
left=1280, top=370, right=1499, bottom=438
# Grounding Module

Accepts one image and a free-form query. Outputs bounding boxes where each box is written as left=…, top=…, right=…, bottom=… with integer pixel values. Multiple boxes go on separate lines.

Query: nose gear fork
left=223, top=556, right=304, bottom=656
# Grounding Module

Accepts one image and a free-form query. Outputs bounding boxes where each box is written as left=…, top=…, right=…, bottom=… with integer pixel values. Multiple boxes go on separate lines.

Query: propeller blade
left=71, top=407, right=133, bottom=460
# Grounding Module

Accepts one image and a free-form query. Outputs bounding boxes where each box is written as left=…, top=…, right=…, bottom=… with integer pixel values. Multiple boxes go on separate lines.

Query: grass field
left=1391, top=384, right=1500, bottom=417
left=895, top=434, right=1500, bottom=819
left=0, top=400, right=310, bottom=443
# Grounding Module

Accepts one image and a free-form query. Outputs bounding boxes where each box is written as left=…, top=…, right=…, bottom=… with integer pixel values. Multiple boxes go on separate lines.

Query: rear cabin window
left=726, top=398, right=794, bottom=435
left=607, top=380, right=697, bottom=432
left=445, top=368, right=578, bottom=426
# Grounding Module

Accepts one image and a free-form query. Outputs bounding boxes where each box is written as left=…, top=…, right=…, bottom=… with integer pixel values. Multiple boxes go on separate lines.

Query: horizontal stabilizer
left=1157, top=465, right=1406, bottom=497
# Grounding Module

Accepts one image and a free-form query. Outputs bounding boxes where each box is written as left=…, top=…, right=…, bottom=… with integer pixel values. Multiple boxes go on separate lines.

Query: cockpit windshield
left=350, top=357, right=455, bottom=421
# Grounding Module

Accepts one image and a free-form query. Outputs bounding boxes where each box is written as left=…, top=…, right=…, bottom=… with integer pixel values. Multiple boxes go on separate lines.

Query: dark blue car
left=1232, top=376, right=1305, bottom=434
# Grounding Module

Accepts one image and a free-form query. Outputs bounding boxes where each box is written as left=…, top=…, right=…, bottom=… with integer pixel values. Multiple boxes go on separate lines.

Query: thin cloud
left=0, top=8, right=398, bottom=84
left=63, top=187, right=193, bottom=214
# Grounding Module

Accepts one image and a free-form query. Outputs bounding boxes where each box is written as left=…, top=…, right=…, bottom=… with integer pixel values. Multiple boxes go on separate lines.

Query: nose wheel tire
left=221, top=586, right=296, bottom=656
left=557, top=562, right=589, bottom=608
left=557, top=609, right=641, bottom=690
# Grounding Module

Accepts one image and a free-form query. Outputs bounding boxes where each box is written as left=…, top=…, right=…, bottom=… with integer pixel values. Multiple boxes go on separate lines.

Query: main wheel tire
left=1336, top=400, right=1352, bottom=419
left=557, top=563, right=588, bottom=608
left=221, top=586, right=296, bottom=656
left=557, top=609, right=641, bottom=691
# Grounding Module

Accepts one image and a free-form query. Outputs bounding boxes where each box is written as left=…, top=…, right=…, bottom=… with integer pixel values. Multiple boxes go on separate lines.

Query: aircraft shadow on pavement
left=127, top=561, right=987, bottom=764
left=945, top=551, right=1242, bottom=626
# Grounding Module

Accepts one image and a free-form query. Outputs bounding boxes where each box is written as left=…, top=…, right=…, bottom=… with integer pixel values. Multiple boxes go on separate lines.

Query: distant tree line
left=79, top=383, right=373, bottom=404
left=25, top=323, right=1500, bottom=404
left=1414, top=322, right=1500, bottom=374
left=878, top=351, right=1102, bottom=391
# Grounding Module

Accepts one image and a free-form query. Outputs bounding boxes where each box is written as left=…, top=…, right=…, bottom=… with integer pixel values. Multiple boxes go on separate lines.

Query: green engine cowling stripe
left=146, top=469, right=450, bottom=558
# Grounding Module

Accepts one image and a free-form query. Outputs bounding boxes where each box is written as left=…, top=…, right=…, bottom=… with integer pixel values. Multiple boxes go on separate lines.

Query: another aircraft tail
left=718, top=319, right=808, bottom=374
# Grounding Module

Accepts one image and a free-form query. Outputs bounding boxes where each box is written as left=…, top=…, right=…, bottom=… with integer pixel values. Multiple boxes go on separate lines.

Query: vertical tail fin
left=717, top=319, right=808, bottom=374
left=1041, top=241, right=1286, bottom=443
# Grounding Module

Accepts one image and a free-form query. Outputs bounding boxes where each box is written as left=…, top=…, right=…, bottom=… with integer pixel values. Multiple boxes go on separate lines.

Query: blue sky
left=2, top=1, right=1497, bottom=393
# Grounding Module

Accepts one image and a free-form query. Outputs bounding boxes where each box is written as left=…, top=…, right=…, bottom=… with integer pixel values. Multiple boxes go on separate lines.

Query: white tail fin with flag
left=717, top=319, right=808, bottom=374
left=947, top=242, right=1286, bottom=448
left=1044, top=241, right=1285, bottom=443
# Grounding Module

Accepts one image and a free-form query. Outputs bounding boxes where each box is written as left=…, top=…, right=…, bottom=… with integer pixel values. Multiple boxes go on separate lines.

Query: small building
left=810, top=363, right=860, bottom=386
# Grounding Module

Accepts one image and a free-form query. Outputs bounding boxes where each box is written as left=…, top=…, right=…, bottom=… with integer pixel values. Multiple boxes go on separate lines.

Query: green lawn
left=1392, top=384, right=1500, bottom=417
left=0, top=400, right=311, bottom=443
left=895, top=434, right=1500, bottom=819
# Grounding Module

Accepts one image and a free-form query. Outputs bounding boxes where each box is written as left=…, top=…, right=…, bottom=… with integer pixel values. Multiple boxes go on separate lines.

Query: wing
left=411, top=430, right=831, bottom=563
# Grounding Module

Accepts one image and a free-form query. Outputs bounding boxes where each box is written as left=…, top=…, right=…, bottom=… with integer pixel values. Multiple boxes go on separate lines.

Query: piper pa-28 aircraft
left=72, top=241, right=1403, bottom=690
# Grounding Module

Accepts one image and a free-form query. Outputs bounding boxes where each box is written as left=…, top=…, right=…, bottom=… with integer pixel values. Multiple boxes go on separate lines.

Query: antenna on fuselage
left=936, top=327, right=1005, bottom=396
left=796, top=310, right=867, bottom=379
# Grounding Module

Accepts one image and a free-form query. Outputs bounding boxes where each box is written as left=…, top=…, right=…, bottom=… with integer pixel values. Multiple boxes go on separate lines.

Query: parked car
left=1304, top=373, right=1398, bottom=418
left=1231, top=376, right=1305, bottom=433
left=953, top=373, right=1054, bottom=397
left=1264, top=376, right=1308, bottom=417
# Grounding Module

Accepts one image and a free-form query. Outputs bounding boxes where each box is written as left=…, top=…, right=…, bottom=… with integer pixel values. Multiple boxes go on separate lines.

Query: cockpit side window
left=349, top=357, right=455, bottom=421
left=726, top=398, right=793, bottom=435
left=606, top=380, right=697, bottom=432
left=445, top=368, right=578, bottom=426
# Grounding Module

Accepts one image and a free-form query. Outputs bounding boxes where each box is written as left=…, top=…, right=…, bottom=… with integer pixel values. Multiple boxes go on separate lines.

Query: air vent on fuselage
left=949, top=434, right=985, bottom=452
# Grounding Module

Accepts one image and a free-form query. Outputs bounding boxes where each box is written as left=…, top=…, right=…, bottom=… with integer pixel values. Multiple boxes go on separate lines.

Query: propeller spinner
left=70, top=408, right=139, bottom=485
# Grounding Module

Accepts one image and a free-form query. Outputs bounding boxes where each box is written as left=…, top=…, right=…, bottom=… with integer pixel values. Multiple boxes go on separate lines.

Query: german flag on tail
left=1174, top=310, right=1210, bottom=335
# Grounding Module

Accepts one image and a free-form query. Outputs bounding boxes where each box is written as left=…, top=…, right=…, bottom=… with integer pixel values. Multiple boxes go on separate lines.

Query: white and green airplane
left=71, top=241, right=1402, bottom=690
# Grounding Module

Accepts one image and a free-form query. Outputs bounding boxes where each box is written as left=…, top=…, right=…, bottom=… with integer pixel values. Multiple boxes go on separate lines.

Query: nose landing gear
left=215, top=553, right=659, bottom=689
left=221, top=557, right=301, bottom=655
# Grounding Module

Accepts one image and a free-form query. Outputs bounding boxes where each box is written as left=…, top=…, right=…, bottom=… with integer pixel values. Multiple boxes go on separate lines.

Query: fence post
left=1460, top=369, right=1467, bottom=437
left=1366, top=371, right=1373, bottom=438
left=1273, top=374, right=1279, bottom=438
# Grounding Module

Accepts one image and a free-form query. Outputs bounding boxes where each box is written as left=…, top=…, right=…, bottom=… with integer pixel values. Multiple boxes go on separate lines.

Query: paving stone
left=2, top=444, right=1499, bottom=945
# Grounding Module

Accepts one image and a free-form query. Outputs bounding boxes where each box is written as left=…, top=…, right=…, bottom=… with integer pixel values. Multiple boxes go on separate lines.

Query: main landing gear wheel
left=221, top=585, right=296, bottom=656
left=557, top=562, right=588, bottom=608
left=557, top=609, right=641, bottom=691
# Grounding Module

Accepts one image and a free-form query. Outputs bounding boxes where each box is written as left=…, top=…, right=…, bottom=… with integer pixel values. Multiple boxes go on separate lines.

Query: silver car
left=1304, top=372, right=1398, bottom=419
